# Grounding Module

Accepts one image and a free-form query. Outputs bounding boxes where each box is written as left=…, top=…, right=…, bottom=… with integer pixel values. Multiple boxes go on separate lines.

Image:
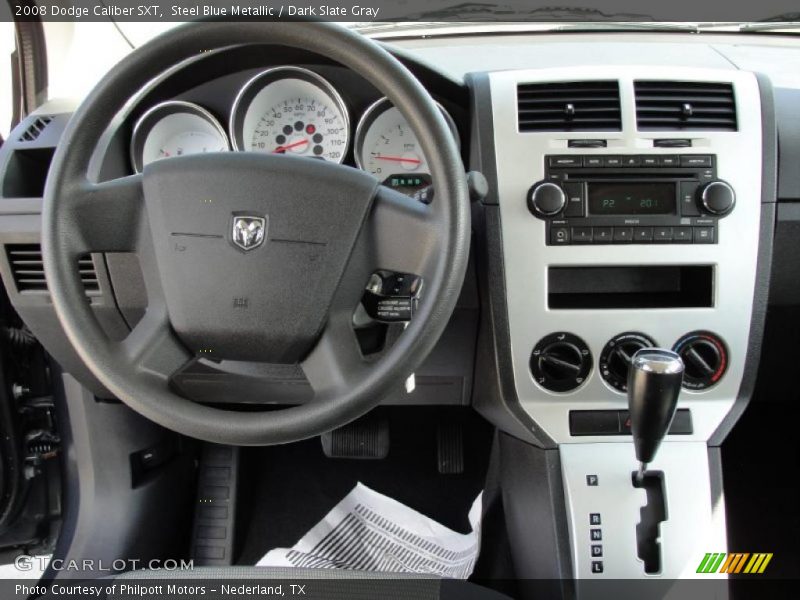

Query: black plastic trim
left=467, top=72, right=555, bottom=448
left=708, top=72, right=776, bottom=446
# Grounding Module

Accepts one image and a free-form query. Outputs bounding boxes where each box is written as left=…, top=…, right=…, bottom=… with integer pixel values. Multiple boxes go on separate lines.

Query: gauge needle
left=374, top=154, right=421, bottom=165
left=274, top=139, right=308, bottom=153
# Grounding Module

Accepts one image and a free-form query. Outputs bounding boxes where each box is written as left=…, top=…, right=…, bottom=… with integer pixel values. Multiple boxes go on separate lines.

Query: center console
left=477, top=66, right=772, bottom=585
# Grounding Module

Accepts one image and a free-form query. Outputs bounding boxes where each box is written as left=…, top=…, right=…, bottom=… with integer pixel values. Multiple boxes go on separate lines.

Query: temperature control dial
left=699, top=180, right=735, bottom=216
left=599, top=332, right=657, bottom=392
left=527, top=181, right=566, bottom=218
left=531, top=332, right=592, bottom=392
left=672, top=331, right=728, bottom=390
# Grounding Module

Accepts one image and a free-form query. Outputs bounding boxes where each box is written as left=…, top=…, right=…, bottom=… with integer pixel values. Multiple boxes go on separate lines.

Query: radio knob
left=527, top=181, right=566, bottom=218
left=698, top=180, right=735, bottom=216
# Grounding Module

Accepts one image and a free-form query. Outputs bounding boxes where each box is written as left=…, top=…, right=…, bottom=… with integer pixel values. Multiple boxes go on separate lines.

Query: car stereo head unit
left=527, top=154, right=735, bottom=245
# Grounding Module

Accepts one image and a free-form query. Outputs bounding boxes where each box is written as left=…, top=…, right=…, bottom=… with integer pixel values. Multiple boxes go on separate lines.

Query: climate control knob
left=527, top=181, right=566, bottom=218
left=599, top=332, right=657, bottom=392
left=698, top=180, right=735, bottom=216
left=672, top=331, right=728, bottom=390
left=530, top=332, right=592, bottom=392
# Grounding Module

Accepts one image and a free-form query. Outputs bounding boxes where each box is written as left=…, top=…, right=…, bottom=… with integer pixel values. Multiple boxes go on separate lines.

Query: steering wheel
left=41, top=22, right=469, bottom=445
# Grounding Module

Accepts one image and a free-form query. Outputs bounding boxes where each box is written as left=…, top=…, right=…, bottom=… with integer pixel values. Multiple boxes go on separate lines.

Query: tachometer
left=130, top=101, right=229, bottom=173
left=354, top=98, right=460, bottom=194
left=230, top=66, right=349, bottom=163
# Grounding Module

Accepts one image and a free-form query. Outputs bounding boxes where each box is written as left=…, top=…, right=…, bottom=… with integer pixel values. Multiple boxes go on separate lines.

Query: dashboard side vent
left=517, top=81, right=622, bottom=132
left=634, top=81, right=737, bottom=131
left=17, top=116, right=53, bottom=142
left=6, top=244, right=99, bottom=294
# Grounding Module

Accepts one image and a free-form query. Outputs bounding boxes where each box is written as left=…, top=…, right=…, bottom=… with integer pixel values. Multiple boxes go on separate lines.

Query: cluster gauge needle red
left=273, top=139, right=309, bottom=153
left=373, top=154, right=422, bottom=165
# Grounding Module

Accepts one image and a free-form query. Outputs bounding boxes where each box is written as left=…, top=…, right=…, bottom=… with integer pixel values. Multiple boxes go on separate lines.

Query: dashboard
left=0, top=31, right=799, bottom=435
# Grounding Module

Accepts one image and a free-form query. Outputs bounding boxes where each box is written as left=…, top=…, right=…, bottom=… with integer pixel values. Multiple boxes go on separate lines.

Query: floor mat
left=235, top=407, right=492, bottom=566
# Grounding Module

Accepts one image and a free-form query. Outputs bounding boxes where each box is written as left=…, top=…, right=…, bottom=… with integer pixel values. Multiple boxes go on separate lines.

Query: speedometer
left=130, top=101, right=229, bottom=173
left=354, top=98, right=460, bottom=194
left=230, top=66, right=349, bottom=163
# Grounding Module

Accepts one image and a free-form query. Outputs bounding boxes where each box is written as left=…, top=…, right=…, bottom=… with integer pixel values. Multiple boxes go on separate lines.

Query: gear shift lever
left=627, top=348, right=684, bottom=483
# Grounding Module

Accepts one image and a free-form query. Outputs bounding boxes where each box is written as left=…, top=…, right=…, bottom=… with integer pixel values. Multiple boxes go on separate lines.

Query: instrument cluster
left=130, top=65, right=460, bottom=194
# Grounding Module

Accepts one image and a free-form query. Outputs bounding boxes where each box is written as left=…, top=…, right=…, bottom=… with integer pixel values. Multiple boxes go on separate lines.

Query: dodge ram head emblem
left=231, top=215, right=266, bottom=251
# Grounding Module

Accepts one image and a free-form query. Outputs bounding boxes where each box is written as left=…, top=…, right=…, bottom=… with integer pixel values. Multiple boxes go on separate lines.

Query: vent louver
left=517, top=81, right=622, bottom=132
left=634, top=81, right=737, bottom=131
left=17, top=116, right=53, bottom=142
left=6, top=244, right=99, bottom=294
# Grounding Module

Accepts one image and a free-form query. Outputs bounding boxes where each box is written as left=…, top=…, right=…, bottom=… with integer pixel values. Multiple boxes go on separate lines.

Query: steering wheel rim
left=41, top=21, right=470, bottom=445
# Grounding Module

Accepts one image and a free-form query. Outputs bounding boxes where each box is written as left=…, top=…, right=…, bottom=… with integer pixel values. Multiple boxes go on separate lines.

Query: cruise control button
left=634, top=227, right=653, bottom=242
left=681, top=155, right=713, bottom=168
left=551, top=227, right=570, bottom=245
left=593, top=227, right=613, bottom=243
left=653, top=227, right=673, bottom=242
left=673, top=227, right=692, bottom=242
left=693, top=227, right=715, bottom=244
left=613, top=227, right=633, bottom=243
left=571, top=227, right=593, bottom=244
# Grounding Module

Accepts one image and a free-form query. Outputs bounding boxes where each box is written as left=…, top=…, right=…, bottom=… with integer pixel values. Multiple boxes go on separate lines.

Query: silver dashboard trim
left=487, top=66, right=763, bottom=444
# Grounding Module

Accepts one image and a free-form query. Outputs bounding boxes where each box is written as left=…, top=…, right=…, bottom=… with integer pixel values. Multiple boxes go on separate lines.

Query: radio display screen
left=587, top=182, right=676, bottom=215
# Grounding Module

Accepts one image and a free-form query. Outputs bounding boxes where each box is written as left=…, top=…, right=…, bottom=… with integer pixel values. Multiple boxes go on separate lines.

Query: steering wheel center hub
left=143, top=152, right=378, bottom=363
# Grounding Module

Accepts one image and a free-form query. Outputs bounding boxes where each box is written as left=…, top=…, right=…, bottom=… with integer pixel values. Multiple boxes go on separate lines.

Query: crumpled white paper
left=257, top=482, right=482, bottom=579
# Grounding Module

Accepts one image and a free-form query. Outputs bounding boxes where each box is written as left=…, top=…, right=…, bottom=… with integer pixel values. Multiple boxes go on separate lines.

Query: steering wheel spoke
left=365, top=186, right=442, bottom=281
left=120, top=304, right=193, bottom=382
left=301, top=311, right=368, bottom=398
left=65, top=175, right=144, bottom=255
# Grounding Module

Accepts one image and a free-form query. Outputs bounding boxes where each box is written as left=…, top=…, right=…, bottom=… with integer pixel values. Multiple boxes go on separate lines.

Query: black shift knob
left=627, top=348, right=684, bottom=465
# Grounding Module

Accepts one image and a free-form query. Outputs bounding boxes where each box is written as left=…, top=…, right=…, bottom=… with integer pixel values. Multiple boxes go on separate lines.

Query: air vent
left=6, top=244, right=99, bottom=294
left=634, top=81, right=737, bottom=132
left=17, top=116, right=53, bottom=142
left=517, top=81, right=622, bottom=132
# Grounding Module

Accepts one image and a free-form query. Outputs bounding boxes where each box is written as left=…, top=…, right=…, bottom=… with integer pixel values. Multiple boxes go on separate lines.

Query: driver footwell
left=232, top=407, right=493, bottom=566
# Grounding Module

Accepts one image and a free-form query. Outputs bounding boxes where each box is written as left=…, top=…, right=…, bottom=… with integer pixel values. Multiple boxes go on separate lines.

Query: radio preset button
left=673, top=227, right=693, bottom=242
left=593, top=227, right=613, bottom=243
left=653, top=227, right=674, bottom=242
left=633, top=227, right=654, bottom=242
left=571, top=227, right=593, bottom=244
left=613, top=227, right=634, bottom=242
